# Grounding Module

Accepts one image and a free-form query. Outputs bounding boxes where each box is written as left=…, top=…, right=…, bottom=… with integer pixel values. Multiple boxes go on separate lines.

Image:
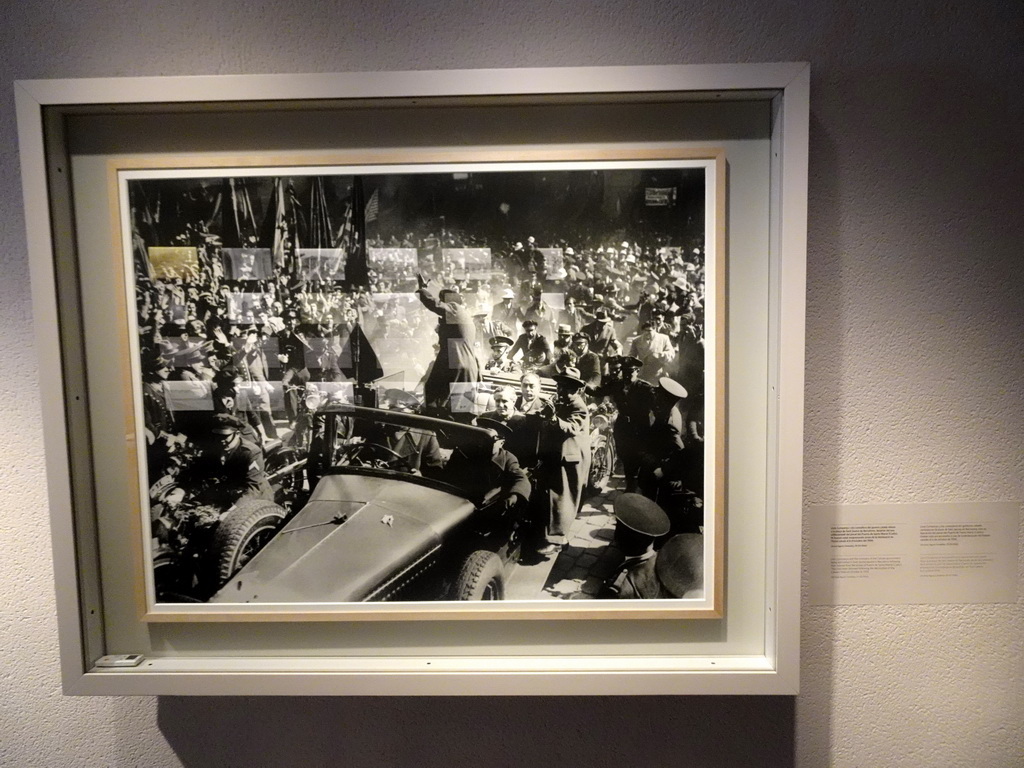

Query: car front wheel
left=452, top=550, right=505, bottom=600
left=210, top=498, right=287, bottom=585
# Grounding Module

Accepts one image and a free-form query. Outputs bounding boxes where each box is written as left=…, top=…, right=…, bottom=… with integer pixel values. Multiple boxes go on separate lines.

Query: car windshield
left=302, top=406, right=494, bottom=497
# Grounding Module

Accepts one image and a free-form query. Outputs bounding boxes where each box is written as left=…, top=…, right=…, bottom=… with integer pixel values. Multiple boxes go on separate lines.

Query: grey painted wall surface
left=1, top=1, right=1021, bottom=766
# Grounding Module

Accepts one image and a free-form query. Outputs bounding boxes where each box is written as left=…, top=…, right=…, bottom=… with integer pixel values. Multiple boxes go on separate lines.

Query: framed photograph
left=118, top=151, right=723, bottom=621
left=17, top=63, right=807, bottom=695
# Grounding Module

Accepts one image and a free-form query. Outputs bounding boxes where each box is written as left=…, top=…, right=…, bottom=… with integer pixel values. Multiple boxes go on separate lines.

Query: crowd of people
left=135, top=181, right=708, bottom=598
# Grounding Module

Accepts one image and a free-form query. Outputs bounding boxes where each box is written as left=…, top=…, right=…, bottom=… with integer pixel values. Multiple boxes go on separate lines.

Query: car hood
left=210, top=472, right=475, bottom=603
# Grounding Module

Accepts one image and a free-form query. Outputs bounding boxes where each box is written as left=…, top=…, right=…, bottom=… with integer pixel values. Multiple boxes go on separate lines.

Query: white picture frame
left=15, top=62, right=808, bottom=696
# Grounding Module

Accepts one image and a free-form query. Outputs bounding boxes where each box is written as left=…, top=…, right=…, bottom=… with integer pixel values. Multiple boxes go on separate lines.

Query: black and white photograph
left=120, top=153, right=721, bottom=616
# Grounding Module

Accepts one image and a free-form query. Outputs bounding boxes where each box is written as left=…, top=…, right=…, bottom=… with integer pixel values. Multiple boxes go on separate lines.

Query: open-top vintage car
left=208, top=405, right=526, bottom=604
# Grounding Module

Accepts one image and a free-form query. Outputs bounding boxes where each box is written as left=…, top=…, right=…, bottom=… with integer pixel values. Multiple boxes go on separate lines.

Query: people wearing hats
left=490, top=288, right=522, bottom=336
left=382, top=388, right=422, bottom=413
left=605, top=492, right=670, bottom=599
left=557, top=296, right=591, bottom=334
left=579, top=307, right=623, bottom=359
left=175, top=414, right=272, bottom=509
left=416, top=273, right=482, bottom=417
left=652, top=376, right=689, bottom=434
left=570, top=333, right=603, bottom=394
left=232, top=326, right=278, bottom=441
left=521, top=286, right=556, bottom=340
left=141, top=350, right=175, bottom=436
left=636, top=376, right=695, bottom=501
left=629, top=320, right=676, bottom=384
left=553, top=323, right=574, bottom=353
left=640, top=416, right=704, bottom=535
left=483, top=335, right=516, bottom=373
left=533, top=366, right=591, bottom=555
left=441, top=417, right=531, bottom=512
left=597, top=356, right=656, bottom=493
left=655, top=533, right=705, bottom=598
left=606, top=494, right=704, bottom=599
left=629, top=287, right=662, bottom=328
left=276, top=311, right=313, bottom=427
left=506, top=319, right=553, bottom=370
left=479, top=386, right=535, bottom=470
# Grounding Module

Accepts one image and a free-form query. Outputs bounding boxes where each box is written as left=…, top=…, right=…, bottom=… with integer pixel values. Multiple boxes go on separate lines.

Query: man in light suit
left=629, top=320, right=676, bottom=384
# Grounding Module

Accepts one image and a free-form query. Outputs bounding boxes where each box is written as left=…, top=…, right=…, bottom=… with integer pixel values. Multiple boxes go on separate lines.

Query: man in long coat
left=534, top=367, right=590, bottom=556
left=416, top=274, right=481, bottom=416
left=598, top=356, right=655, bottom=493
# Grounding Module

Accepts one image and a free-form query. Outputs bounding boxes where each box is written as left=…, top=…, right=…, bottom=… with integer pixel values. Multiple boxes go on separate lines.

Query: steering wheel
left=336, top=441, right=405, bottom=470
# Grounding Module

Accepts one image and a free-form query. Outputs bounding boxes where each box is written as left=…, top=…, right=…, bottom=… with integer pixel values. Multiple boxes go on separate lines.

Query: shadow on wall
left=157, top=694, right=795, bottom=767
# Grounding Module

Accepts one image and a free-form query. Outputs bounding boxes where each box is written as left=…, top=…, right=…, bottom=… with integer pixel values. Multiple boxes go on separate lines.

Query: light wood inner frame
left=103, top=146, right=726, bottom=622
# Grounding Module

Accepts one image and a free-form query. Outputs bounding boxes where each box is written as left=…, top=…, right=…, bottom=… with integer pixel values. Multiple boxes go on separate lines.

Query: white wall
left=1, top=2, right=1020, bottom=766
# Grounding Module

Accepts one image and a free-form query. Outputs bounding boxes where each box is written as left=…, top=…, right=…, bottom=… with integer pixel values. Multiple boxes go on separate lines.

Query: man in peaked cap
left=176, top=414, right=272, bottom=509
left=570, top=332, right=603, bottom=394
left=484, top=335, right=516, bottom=373
left=637, top=376, right=692, bottom=495
left=442, top=416, right=530, bottom=512
left=596, top=356, right=655, bottom=493
left=655, top=533, right=705, bottom=598
left=605, top=493, right=676, bottom=599
left=655, top=376, right=689, bottom=430
left=605, top=493, right=669, bottom=598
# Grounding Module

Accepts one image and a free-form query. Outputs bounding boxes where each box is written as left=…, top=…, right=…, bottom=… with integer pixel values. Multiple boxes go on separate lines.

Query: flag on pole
left=365, top=187, right=379, bottom=223
left=328, top=199, right=353, bottom=280
left=224, top=178, right=259, bottom=248
left=309, top=177, right=333, bottom=248
left=342, top=176, right=369, bottom=288
left=267, top=178, right=289, bottom=269
left=339, top=322, right=383, bottom=384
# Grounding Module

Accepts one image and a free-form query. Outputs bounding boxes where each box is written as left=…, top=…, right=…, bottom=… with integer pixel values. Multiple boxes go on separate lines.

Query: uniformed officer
left=654, top=533, right=705, bottom=599
left=598, top=356, right=656, bottom=492
left=484, top=335, right=516, bottom=372
left=442, top=417, right=530, bottom=511
left=176, top=414, right=272, bottom=508
left=605, top=493, right=670, bottom=599
left=606, top=495, right=704, bottom=599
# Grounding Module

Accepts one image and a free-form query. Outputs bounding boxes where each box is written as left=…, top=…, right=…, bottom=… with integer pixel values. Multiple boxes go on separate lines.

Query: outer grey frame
left=16, top=63, right=808, bottom=696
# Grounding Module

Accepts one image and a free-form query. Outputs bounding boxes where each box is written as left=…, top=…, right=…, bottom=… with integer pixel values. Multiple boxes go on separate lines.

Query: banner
left=225, top=291, right=272, bottom=324
left=645, top=186, right=677, bottom=206
left=147, top=246, right=199, bottom=281
left=367, top=247, right=418, bottom=279
left=221, top=247, right=273, bottom=280
left=441, top=247, right=492, bottom=276
left=297, top=247, right=347, bottom=282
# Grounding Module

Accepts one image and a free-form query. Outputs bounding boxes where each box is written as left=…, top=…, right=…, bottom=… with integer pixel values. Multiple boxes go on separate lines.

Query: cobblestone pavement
left=507, top=478, right=627, bottom=601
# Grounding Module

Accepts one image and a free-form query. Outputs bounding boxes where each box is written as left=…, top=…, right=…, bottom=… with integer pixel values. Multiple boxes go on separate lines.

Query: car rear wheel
left=452, top=550, right=505, bottom=600
left=211, top=498, right=287, bottom=584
